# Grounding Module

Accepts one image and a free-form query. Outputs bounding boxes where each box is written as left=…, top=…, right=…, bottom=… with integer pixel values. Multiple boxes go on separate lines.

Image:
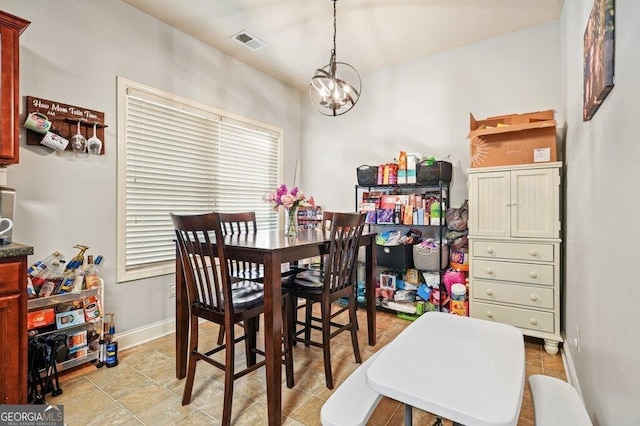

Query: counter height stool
left=285, top=212, right=366, bottom=389
left=171, top=212, right=294, bottom=425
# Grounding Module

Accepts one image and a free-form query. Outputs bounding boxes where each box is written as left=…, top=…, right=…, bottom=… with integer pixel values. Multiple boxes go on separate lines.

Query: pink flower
left=264, top=184, right=314, bottom=210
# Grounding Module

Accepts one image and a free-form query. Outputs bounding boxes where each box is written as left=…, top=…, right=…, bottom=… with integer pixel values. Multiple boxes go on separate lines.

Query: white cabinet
left=468, top=163, right=562, bottom=354
left=468, top=165, right=560, bottom=238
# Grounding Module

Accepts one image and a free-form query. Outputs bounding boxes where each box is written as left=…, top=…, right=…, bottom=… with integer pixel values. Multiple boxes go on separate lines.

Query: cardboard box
left=27, top=308, right=56, bottom=330
left=55, top=309, right=85, bottom=330
left=67, top=345, right=88, bottom=360
left=468, top=110, right=557, bottom=168
left=67, top=330, right=88, bottom=350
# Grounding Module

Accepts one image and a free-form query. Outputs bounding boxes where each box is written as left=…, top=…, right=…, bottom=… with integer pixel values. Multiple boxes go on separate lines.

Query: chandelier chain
left=333, top=0, right=337, bottom=56
left=309, top=0, right=361, bottom=116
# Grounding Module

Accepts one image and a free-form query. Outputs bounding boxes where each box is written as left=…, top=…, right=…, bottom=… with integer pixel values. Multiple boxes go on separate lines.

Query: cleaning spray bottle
left=105, top=313, right=118, bottom=368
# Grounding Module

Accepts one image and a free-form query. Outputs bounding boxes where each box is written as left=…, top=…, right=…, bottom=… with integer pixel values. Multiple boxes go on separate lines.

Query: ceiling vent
left=231, top=30, right=266, bottom=51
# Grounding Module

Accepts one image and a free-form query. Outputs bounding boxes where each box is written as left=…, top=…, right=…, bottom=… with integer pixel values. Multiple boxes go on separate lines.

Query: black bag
left=416, top=160, right=452, bottom=183
left=356, top=165, right=379, bottom=186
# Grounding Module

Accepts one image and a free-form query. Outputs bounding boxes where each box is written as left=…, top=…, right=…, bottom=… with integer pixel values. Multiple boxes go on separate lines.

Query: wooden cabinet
left=468, top=163, right=562, bottom=354
left=0, top=11, right=30, bottom=165
left=0, top=244, right=33, bottom=404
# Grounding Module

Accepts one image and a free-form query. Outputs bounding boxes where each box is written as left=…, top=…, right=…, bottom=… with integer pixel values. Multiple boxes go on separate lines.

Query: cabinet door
left=0, top=13, right=30, bottom=165
left=469, top=171, right=510, bottom=237
left=510, top=168, right=560, bottom=238
left=0, top=293, right=25, bottom=403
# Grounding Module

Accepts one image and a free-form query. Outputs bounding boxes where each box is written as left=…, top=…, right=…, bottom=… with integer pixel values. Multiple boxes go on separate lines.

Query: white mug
left=0, top=218, right=13, bottom=236
left=40, top=131, right=69, bottom=152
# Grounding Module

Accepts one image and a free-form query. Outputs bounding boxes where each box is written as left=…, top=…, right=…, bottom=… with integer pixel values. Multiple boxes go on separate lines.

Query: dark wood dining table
left=174, top=229, right=378, bottom=425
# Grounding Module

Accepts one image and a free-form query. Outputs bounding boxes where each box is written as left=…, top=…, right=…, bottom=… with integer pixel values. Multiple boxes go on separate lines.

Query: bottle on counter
left=84, top=255, right=101, bottom=289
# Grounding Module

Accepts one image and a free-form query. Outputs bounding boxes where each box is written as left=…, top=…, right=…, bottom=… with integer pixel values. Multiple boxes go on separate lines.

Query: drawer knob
left=487, top=311, right=493, bottom=318
left=530, top=271, right=538, bottom=278
left=530, top=250, right=538, bottom=257
left=486, top=289, right=494, bottom=296
left=530, top=318, right=538, bottom=326
left=486, top=268, right=494, bottom=274
left=384, top=247, right=390, bottom=254
left=530, top=294, right=538, bottom=301
left=486, top=248, right=494, bottom=254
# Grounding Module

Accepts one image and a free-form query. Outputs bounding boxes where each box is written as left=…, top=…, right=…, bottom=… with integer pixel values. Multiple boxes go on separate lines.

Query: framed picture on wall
left=583, top=0, right=615, bottom=121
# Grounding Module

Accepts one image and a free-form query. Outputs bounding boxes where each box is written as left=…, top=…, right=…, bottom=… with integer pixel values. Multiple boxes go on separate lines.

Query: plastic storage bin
left=376, top=244, right=415, bottom=270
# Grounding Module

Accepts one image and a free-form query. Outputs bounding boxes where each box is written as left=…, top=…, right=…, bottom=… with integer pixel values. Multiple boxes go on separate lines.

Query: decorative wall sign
left=583, top=0, right=615, bottom=121
left=25, top=96, right=106, bottom=154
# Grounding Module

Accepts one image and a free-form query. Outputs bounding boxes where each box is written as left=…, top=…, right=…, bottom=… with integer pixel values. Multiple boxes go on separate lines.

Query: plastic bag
left=446, top=200, right=468, bottom=231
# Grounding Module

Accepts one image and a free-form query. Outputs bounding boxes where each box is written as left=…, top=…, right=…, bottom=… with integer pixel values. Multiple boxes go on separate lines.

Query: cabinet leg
left=544, top=340, right=559, bottom=355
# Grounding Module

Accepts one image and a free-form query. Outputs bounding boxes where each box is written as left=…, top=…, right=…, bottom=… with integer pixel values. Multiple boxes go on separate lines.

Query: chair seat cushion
left=230, top=280, right=265, bottom=309
left=288, top=269, right=324, bottom=289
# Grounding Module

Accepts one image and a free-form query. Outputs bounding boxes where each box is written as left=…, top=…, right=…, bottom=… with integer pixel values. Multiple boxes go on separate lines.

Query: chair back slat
left=323, top=212, right=366, bottom=295
left=219, top=212, right=261, bottom=280
left=171, top=212, right=234, bottom=314
left=219, top=211, right=257, bottom=235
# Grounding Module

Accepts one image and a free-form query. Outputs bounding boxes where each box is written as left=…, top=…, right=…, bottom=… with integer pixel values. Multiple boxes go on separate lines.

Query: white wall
left=301, top=22, right=561, bottom=212
left=4, top=0, right=302, bottom=334
left=561, top=1, right=640, bottom=424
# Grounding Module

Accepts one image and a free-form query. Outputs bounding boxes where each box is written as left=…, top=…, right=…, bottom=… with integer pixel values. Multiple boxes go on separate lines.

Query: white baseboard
left=561, top=331, right=583, bottom=398
left=117, top=318, right=176, bottom=350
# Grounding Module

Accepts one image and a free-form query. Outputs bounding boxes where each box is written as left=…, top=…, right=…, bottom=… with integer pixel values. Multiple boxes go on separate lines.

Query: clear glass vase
left=285, top=206, right=299, bottom=236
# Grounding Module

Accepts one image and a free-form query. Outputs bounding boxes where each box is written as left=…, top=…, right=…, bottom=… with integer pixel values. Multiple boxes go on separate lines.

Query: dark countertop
left=0, top=242, right=34, bottom=258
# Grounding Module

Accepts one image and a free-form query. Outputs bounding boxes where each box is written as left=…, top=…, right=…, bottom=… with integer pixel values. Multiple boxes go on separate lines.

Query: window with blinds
left=116, top=78, right=282, bottom=282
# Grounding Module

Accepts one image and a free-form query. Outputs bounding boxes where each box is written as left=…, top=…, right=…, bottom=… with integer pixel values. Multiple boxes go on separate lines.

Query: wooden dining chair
left=285, top=212, right=366, bottom=389
left=171, top=212, right=294, bottom=425
left=217, top=212, right=263, bottom=345
left=216, top=211, right=301, bottom=344
left=298, top=210, right=334, bottom=271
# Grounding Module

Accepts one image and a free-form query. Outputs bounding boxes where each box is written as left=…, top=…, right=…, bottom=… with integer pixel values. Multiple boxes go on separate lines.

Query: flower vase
left=285, top=206, right=299, bottom=236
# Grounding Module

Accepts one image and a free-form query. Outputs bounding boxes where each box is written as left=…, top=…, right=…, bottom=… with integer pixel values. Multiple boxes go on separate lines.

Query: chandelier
left=309, top=0, right=361, bottom=116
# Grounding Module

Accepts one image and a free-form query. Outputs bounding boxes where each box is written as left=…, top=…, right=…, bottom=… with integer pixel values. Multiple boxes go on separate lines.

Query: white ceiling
left=121, top=0, right=564, bottom=92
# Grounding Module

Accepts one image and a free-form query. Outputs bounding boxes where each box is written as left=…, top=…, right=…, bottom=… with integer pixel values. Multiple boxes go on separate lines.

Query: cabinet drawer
left=472, top=279, right=554, bottom=309
left=472, top=259, right=554, bottom=286
left=471, top=301, right=555, bottom=333
left=0, top=262, right=21, bottom=294
left=472, top=240, right=554, bottom=262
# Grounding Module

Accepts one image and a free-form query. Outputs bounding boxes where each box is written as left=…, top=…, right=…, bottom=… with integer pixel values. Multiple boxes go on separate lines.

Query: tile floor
left=51, top=309, right=566, bottom=425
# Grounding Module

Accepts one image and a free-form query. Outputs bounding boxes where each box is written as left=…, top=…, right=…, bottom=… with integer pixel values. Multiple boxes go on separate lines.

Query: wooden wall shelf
left=25, top=96, right=106, bottom=155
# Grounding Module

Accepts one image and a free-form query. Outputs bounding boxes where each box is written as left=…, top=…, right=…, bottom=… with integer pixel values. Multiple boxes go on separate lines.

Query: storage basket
left=416, top=160, right=452, bottom=183
left=356, top=165, right=379, bottom=186
left=412, top=244, right=449, bottom=271
left=376, top=244, right=414, bottom=270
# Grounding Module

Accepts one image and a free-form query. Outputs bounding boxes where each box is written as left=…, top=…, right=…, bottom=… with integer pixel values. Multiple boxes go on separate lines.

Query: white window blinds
left=117, top=78, right=282, bottom=282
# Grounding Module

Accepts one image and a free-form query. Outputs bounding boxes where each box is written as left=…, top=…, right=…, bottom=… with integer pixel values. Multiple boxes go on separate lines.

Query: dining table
left=174, top=228, right=378, bottom=425
left=366, top=311, right=525, bottom=426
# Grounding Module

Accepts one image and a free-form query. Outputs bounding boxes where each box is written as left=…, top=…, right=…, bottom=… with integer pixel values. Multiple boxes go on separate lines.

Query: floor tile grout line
left=120, top=357, right=221, bottom=424
left=62, top=381, right=118, bottom=423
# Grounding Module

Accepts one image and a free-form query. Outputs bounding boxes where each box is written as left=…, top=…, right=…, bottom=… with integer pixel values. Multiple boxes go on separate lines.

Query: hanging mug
left=0, top=218, right=13, bottom=236
left=40, top=131, right=69, bottom=152
left=23, top=112, right=52, bottom=134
